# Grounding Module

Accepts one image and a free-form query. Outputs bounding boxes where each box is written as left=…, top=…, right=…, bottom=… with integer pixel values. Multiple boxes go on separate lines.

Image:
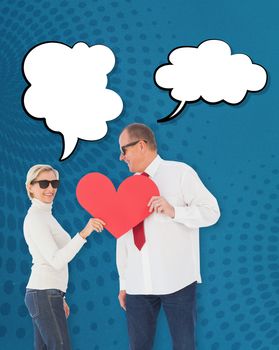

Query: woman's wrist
left=79, top=230, right=87, bottom=240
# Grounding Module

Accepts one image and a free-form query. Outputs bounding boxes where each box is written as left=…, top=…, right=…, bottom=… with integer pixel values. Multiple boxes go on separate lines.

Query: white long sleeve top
left=116, top=155, right=220, bottom=295
left=23, top=198, right=86, bottom=292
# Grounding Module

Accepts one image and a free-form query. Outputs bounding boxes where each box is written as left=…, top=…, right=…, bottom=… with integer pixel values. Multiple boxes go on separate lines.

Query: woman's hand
left=63, top=299, right=70, bottom=319
left=79, top=218, right=106, bottom=239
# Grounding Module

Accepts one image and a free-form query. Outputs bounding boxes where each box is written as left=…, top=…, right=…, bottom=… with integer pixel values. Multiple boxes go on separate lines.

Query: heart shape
left=76, top=172, right=160, bottom=238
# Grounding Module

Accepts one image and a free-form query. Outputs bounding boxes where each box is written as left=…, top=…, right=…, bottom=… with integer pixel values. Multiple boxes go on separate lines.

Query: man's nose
left=119, top=153, right=125, bottom=161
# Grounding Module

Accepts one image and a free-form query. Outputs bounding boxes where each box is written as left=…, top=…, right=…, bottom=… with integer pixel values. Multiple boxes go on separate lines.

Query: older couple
left=24, top=123, right=220, bottom=350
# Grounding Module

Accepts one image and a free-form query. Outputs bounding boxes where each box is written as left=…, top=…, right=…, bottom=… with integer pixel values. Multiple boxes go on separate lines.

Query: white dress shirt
left=23, top=198, right=86, bottom=292
left=116, top=155, right=220, bottom=295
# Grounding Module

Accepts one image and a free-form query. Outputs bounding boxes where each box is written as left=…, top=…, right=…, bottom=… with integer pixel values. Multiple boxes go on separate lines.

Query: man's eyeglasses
left=31, top=180, right=60, bottom=189
left=120, top=140, right=147, bottom=156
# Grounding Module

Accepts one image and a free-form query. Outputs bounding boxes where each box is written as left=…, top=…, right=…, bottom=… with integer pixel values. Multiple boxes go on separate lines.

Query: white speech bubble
left=154, top=39, right=268, bottom=122
left=22, top=41, right=123, bottom=160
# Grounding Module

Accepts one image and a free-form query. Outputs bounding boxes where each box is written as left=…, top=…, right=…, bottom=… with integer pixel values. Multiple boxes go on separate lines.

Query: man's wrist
left=168, top=206, right=175, bottom=218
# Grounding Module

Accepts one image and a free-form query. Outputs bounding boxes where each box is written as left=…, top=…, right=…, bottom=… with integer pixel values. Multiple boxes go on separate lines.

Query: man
left=117, top=123, right=220, bottom=350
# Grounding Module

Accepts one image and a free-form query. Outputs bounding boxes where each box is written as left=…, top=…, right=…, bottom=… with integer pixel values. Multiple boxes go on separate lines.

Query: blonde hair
left=25, top=164, right=59, bottom=200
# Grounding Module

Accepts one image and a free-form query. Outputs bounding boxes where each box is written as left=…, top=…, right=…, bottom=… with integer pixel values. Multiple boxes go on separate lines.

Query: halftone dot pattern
left=0, top=0, right=278, bottom=349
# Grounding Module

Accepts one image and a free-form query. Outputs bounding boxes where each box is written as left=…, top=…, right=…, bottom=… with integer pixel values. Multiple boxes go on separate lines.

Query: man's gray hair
left=123, top=123, right=157, bottom=151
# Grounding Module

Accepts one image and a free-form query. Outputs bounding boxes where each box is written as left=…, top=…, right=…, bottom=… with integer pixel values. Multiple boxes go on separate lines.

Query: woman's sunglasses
left=31, top=180, right=60, bottom=189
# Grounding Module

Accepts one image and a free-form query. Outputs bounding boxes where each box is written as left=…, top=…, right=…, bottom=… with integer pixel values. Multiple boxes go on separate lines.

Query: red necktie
left=133, top=172, right=149, bottom=250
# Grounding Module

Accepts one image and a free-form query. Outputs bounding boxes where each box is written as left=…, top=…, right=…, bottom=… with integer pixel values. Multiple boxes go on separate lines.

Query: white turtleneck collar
left=31, top=198, right=53, bottom=212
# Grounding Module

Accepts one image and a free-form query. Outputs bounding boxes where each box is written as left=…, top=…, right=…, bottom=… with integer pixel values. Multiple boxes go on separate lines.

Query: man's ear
left=140, top=140, right=146, bottom=152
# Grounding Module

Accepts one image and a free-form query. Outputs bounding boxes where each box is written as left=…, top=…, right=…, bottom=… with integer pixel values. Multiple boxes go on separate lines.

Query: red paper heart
left=76, top=173, right=160, bottom=238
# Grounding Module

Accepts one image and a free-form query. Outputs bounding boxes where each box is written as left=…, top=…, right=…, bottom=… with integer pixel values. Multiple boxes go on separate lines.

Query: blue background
left=0, top=0, right=278, bottom=349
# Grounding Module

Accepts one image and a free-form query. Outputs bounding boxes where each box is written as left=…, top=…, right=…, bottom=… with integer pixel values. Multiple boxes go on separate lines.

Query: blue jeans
left=24, top=289, right=71, bottom=350
left=126, top=282, right=197, bottom=350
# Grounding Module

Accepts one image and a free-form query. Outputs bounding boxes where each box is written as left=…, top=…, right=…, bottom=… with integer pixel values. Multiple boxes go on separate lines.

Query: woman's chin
left=40, top=195, right=54, bottom=203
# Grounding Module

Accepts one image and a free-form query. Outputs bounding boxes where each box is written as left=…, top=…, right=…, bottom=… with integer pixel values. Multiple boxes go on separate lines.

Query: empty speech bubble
left=22, top=41, right=123, bottom=160
left=154, top=39, right=268, bottom=122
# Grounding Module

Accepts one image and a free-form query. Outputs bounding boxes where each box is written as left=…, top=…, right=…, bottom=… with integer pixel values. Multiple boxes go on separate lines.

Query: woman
left=23, top=164, right=105, bottom=350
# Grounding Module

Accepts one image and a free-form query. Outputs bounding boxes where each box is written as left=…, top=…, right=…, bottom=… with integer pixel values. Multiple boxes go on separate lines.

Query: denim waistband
left=26, top=288, right=65, bottom=298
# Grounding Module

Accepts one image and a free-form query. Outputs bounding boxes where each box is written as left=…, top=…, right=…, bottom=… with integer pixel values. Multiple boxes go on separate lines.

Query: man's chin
left=127, top=164, right=136, bottom=173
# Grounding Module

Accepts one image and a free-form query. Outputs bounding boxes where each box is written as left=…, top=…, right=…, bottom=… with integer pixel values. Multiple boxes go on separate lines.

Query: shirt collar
left=143, top=154, right=163, bottom=178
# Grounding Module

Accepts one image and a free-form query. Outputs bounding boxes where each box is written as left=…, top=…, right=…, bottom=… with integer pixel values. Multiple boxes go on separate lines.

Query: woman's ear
left=27, top=184, right=33, bottom=196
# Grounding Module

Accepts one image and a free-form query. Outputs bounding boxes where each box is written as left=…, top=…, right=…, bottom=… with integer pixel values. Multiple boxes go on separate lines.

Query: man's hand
left=148, top=196, right=175, bottom=218
left=118, top=290, right=127, bottom=311
left=63, top=299, right=70, bottom=319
